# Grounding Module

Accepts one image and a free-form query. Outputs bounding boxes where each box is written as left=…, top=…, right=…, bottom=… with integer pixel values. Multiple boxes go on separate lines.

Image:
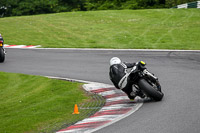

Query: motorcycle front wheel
left=0, top=47, right=5, bottom=62
left=138, top=79, right=164, bottom=101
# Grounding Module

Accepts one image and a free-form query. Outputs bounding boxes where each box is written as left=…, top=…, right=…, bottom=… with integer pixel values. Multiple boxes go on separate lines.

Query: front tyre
left=138, top=79, right=164, bottom=101
left=0, top=47, right=5, bottom=62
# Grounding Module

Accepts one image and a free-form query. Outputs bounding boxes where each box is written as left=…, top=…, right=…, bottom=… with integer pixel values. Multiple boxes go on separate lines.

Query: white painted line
left=4, top=44, right=41, bottom=48
left=77, top=115, right=121, bottom=123
left=106, top=96, right=129, bottom=102
left=30, top=48, right=200, bottom=52
left=83, top=83, right=113, bottom=91
left=99, top=105, right=132, bottom=112
left=98, top=90, right=118, bottom=96
left=9, top=45, right=26, bottom=48
left=58, top=128, right=85, bottom=133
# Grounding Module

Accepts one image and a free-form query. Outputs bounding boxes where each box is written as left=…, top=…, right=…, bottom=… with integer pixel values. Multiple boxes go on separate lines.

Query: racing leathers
left=109, top=62, right=137, bottom=99
left=0, top=34, right=5, bottom=53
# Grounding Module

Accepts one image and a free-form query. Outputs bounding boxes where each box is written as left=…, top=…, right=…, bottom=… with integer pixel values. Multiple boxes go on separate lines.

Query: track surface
left=0, top=48, right=200, bottom=133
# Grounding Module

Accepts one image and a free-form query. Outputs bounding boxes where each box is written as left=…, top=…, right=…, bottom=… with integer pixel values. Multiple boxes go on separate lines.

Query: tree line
left=0, top=0, right=198, bottom=17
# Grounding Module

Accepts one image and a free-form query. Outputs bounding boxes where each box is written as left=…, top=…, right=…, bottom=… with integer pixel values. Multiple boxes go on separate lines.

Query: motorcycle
left=0, top=37, right=5, bottom=62
left=121, top=61, right=164, bottom=101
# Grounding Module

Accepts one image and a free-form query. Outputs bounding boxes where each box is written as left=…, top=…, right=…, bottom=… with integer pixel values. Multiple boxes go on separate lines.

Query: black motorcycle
left=0, top=38, right=5, bottom=62
left=128, top=61, right=164, bottom=101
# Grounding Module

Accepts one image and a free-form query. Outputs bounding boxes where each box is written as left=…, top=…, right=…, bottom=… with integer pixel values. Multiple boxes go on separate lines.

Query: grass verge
left=0, top=72, right=103, bottom=133
left=0, top=9, right=199, bottom=50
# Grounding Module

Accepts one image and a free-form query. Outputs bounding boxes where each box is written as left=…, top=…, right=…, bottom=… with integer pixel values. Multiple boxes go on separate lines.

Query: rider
left=109, top=57, right=144, bottom=100
left=0, top=34, right=6, bottom=53
left=0, top=34, right=3, bottom=43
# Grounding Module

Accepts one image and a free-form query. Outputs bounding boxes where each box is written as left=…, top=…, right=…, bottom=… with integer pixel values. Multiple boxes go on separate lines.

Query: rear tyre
left=138, top=79, right=164, bottom=101
left=0, top=48, right=5, bottom=62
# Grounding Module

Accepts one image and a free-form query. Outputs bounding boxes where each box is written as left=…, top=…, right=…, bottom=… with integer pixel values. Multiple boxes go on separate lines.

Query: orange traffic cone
left=72, top=104, right=80, bottom=114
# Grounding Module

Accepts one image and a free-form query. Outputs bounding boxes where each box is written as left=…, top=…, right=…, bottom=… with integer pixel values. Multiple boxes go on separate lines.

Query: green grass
left=0, top=72, right=91, bottom=133
left=0, top=9, right=199, bottom=50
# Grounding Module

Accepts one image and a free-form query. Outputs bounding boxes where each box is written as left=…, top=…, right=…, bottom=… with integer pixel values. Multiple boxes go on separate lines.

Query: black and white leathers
left=109, top=62, right=135, bottom=90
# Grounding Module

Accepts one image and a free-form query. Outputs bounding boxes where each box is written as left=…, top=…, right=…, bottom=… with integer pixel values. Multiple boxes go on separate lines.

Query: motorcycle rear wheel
left=138, top=79, right=164, bottom=101
left=0, top=47, right=5, bottom=62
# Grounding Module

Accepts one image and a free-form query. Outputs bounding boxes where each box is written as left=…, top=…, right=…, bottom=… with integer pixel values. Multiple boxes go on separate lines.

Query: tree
left=158, top=0, right=165, bottom=4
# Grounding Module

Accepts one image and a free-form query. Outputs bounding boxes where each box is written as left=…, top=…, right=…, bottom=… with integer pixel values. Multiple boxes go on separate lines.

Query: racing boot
left=128, top=91, right=137, bottom=100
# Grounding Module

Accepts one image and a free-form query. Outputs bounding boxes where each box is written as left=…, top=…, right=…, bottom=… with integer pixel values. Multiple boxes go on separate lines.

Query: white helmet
left=110, top=57, right=121, bottom=66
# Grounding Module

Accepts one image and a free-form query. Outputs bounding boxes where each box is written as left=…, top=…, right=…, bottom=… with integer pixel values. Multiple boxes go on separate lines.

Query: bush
left=121, top=0, right=140, bottom=9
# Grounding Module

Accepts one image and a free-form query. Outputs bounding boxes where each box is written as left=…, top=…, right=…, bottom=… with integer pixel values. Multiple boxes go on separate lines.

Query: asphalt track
left=0, top=48, right=200, bottom=133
